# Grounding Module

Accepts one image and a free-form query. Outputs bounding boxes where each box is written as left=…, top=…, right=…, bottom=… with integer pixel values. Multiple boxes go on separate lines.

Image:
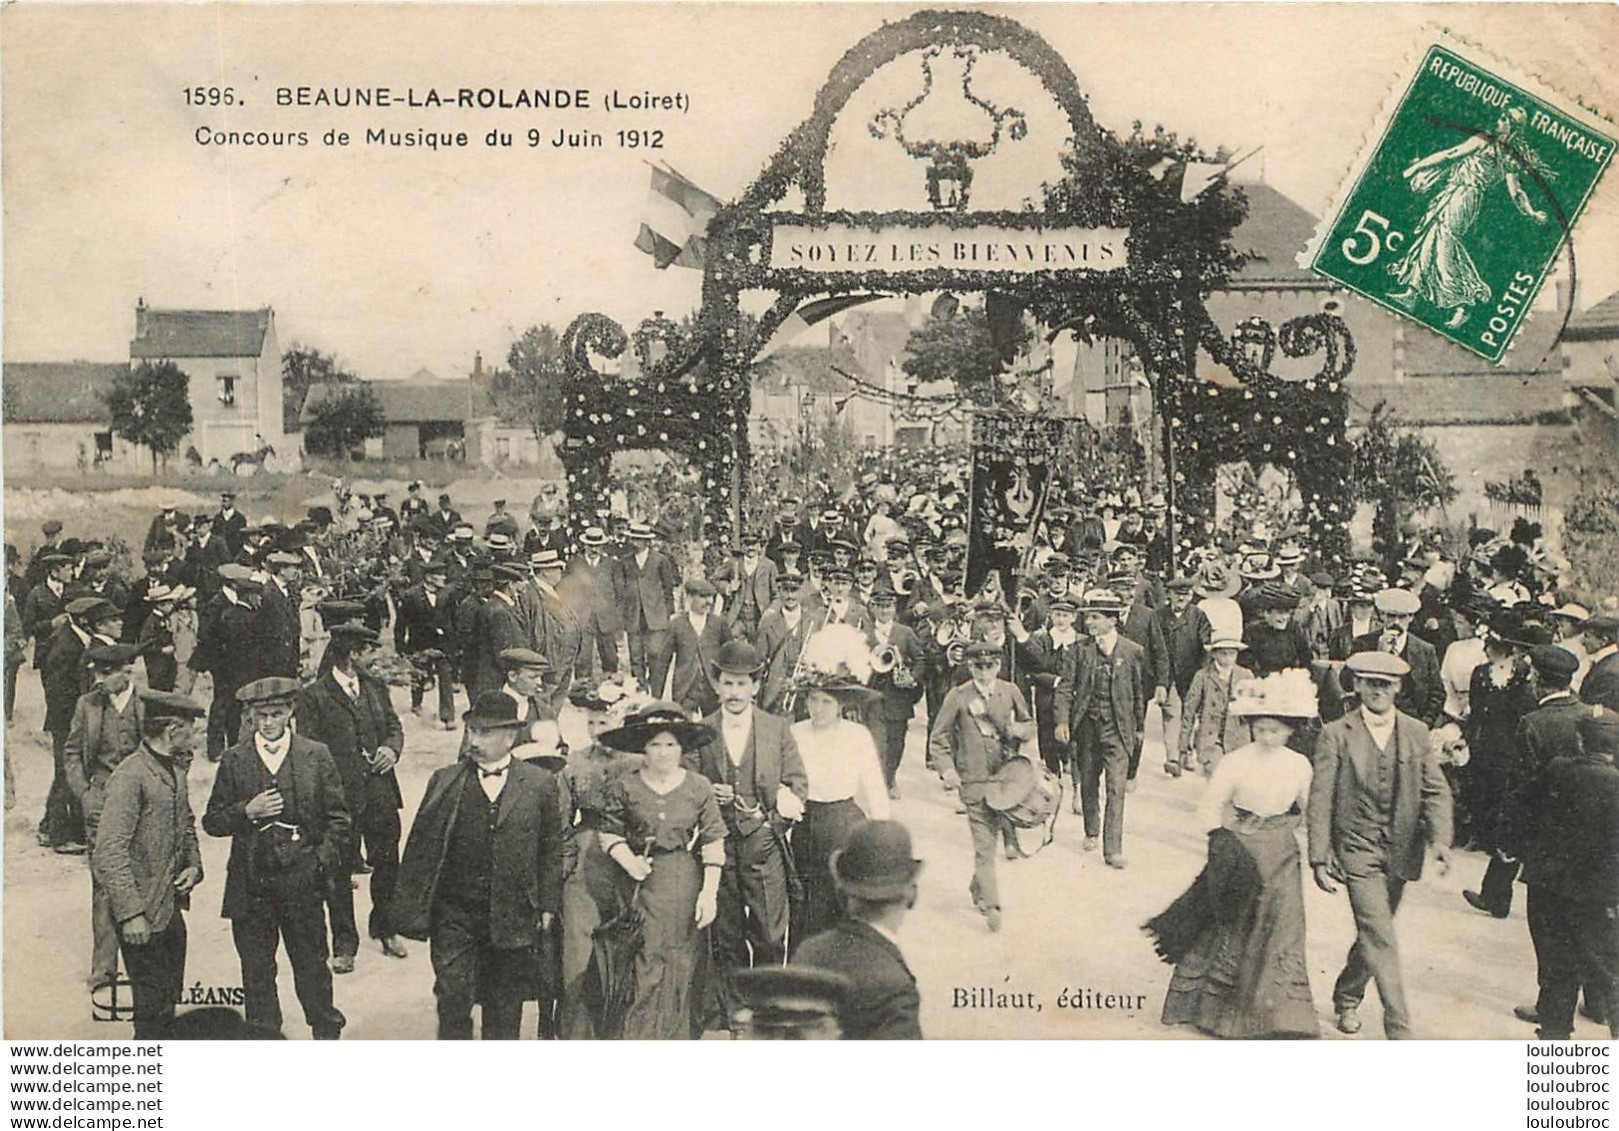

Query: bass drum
left=983, top=756, right=1061, bottom=829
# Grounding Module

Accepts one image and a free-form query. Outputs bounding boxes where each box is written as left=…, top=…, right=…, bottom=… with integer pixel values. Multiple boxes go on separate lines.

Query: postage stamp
left=1309, top=44, right=1615, bottom=364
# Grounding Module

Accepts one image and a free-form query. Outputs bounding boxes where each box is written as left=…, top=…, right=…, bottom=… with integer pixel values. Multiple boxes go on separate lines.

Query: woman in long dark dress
left=1147, top=672, right=1319, bottom=1039
left=597, top=703, right=726, bottom=1040
left=556, top=681, right=644, bottom=1039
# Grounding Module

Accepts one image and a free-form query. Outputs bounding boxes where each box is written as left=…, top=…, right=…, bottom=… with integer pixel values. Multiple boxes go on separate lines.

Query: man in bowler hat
left=792, top=819, right=922, bottom=1039
left=685, top=640, right=807, bottom=1032
left=394, top=692, right=568, bottom=1039
left=203, top=677, right=350, bottom=1039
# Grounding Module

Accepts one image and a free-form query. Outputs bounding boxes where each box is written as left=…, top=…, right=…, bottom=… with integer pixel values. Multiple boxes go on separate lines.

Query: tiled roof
left=130, top=307, right=272, bottom=359
left=1227, top=183, right=1325, bottom=288
left=301, top=379, right=471, bottom=425
left=752, top=345, right=861, bottom=396
left=1350, top=374, right=1570, bottom=427
left=2, top=361, right=128, bottom=424
left=1399, top=306, right=1563, bottom=377
left=1566, top=289, right=1619, bottom=341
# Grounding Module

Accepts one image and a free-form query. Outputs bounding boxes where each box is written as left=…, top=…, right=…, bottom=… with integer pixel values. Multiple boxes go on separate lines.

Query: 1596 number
left=184, top=86, right=237, bottom=107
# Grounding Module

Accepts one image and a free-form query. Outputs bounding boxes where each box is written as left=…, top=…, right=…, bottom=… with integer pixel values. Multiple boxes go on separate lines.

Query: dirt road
left=1, top=676, right=1575, bottom=1040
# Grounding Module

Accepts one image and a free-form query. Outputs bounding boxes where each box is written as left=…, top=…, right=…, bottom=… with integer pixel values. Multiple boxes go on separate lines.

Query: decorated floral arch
left=560, top=9, right=1354, bottom=565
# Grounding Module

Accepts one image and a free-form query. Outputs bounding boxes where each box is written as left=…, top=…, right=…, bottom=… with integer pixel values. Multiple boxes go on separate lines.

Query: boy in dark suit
left=792, top=819, right=922, bottom=1039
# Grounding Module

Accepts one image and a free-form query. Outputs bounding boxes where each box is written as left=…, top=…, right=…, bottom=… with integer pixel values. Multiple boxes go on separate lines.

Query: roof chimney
left=135, top=297, right=148, bottom=337
left=473, top=351, right=483, bottom=378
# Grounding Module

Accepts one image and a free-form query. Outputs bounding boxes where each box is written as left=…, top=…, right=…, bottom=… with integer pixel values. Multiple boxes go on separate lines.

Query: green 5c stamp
left=1311, top=45, right=1614, bottom=364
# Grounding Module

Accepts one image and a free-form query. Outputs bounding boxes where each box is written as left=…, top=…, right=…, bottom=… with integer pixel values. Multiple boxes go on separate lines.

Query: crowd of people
left=6, top=453, right=1619, bottom=1042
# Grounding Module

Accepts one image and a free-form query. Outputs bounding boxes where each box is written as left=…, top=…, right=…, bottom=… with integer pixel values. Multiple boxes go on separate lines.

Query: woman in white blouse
left=1146, top=671, right=1320, bottom=1039
left=788, top=675, right=890, bottom=951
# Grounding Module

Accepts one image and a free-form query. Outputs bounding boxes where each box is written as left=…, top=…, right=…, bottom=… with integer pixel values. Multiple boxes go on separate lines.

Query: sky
left=3, top=2, right=1617, bottom=381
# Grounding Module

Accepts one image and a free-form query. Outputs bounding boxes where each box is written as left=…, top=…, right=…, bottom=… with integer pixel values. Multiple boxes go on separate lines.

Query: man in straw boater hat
left=295, top=622, right=407, bottom=971
left=561, top=525, right=626, bottom=679
left=930, top=639, right=1038, bottom=930
left=1308, top=650, right=1453, bottom=1039
left=683, top=639, right=807, bottom=1032
left=1054, top=589, right=1149, bottom=868
left=619, top=519, right=681, bottom=693
left=791, top=818, right=923, bottom=1039
left=203, top=677, right=350, bottom=1039
left=90, top=689, right=206, bottom=1038
left=394, top=691, right=567, bottom=1040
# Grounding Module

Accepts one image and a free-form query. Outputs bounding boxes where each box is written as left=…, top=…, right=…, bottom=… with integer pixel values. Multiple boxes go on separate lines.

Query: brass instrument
left=871, top=642, right=918, bottom=690
left=779, top=612, right=826, bottom=715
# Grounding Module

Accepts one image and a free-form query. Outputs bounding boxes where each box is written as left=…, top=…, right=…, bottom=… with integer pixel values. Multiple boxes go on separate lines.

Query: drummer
left=927, top=640, right=1037, bottom=932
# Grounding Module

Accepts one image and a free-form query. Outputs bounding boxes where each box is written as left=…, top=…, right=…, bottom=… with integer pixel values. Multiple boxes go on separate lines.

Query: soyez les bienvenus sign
left=769, top=222, right=1130, bottom=274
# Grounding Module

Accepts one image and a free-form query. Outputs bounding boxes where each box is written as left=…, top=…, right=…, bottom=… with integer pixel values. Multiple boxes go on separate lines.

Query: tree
left=494, top=324, right=569, bottom=441
left=102, top=360, right=193, bottom=472
left=282, top=343, right=359, bottom=434
left=303, top=384, right=386, bottom=458
left=1351, top=401, right=1458, bottom=569
left=901, top=301, right=1034, bottom=404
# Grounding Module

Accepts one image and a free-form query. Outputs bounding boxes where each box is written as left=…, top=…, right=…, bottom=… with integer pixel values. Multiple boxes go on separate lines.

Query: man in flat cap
left=90, top=690, right=205, bottom=1038
left=24, top=519, right=66, bottom=593
left=190, top=564, right=266, bottom=761
left=394, top=692, right=567, bottom=1039
left=203, top=677, right=349, bottom=1039
left=791, top=819, right=923, bottom=1039
left=214, top=491, right=248, bottom=560
left=1580, top=616, right=1619, bottom=712
left=1309, top=650, right=1452, bottom=1038
left=23, top=550, right=74, bottom=692
left=65, top=642, right=145, bottom=989
left=933, top=639, right=1038, bottom=929
left=494, top=648, right=558, bottom=732
left=1515, top=705, right=1619, bottom=1039
left=296, top=623, right=407, bottom=968
left=660, top=578, right=734, bottom=718
left=1467, top=644, right=1586, bottom=919
left=1352, top=588, right=1445, bottom=727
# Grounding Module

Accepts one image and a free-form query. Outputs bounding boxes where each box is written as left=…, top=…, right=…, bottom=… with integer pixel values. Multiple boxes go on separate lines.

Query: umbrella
left=583, top=890, right=644, bottom=1039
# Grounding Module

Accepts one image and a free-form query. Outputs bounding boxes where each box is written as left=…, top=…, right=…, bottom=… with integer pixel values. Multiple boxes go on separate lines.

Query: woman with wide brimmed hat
left=595, top=702, right=727, bottom=1039
left=1147, top=670, right=1319, bottom=1039
left=784, top=654, right=889, bottom=952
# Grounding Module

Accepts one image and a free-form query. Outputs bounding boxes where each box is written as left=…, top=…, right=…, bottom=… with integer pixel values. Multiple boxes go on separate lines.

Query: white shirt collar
left=1094, top=630, right=1117, bottom=655
left=109, top=685, right=135, bottom=713
left=255, top=731, right=290, bottom=773
left=332, top=667, right=360, bottom=699
left=1360, top=705, right=1397, bottom=744
left=475, top=754, right=513, bottom=800
left=1593, top=644, right=1619, bottom=664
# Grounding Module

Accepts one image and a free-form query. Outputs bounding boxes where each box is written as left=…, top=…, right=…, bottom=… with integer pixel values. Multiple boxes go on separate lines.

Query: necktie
left=479, top=765, right=507, bottom=780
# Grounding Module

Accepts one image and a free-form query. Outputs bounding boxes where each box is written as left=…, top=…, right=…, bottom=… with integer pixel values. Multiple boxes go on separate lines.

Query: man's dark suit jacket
left=660, top=613, right=733, bottom=712
left=793, top=918, right=921, bottom=1039
left=392, top=759, right=566, bottom=947
left=686, top=706, right=807, bottom=837
left=202, top=733, right=351, bottom=920
left=295, top=670, right=405, bottom=820
left=1350, top=629, right=1445, bottom=726
left=1053, top=634, right=1150, bottom=752
left=1582, top=653, right=1619, bottom=712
